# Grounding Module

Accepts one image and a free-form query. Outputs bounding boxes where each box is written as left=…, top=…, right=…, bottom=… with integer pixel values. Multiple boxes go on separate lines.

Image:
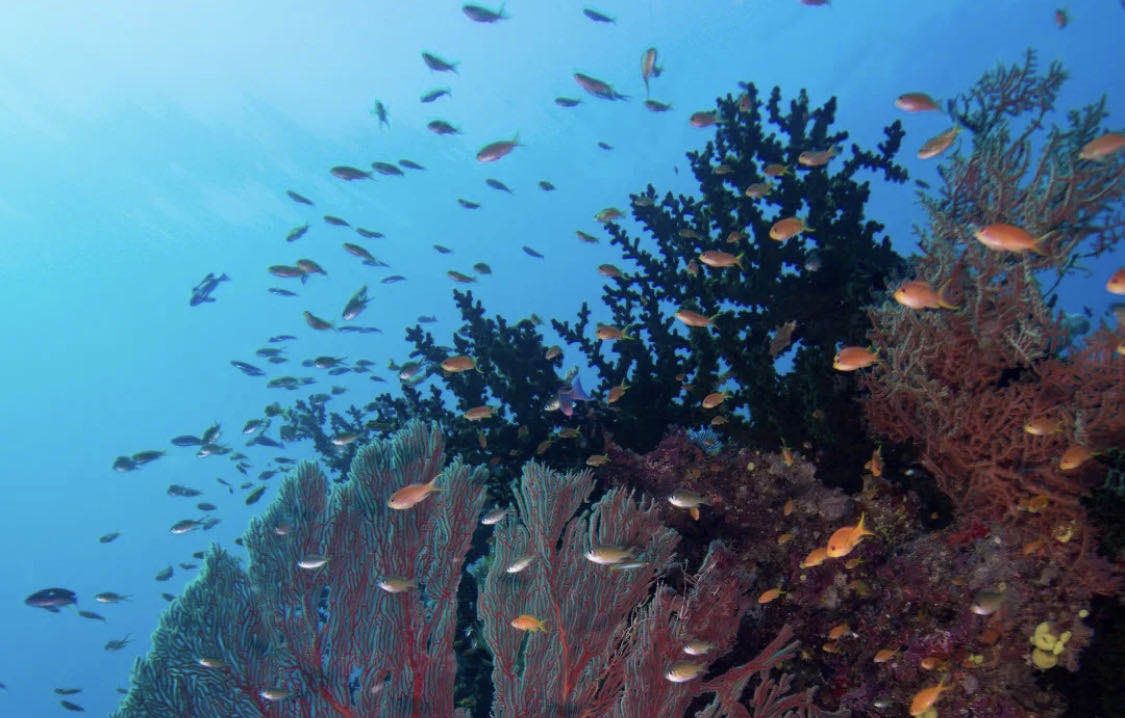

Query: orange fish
left=1054, top=8, right=1068, bottom=28
left=893, top=280, right=957, bottom=310
left=1059, top=444, right=1093, bottom=471
left=798, top=147, right=837, bottom=167
left=545, top=345, right=562, bottom=360
left=596, top=323, right=632, bottom=340
left=776, top=532, right=793, bottom=546
left=710, top=415, right=728, bottom=426
left=686, top=259, right=700, bottom=277
left=689, top=110, right=718, bottom=128
left=448, top=270, right=477, bottom=283
left=832, top=346, right=877, bottom=371
left=1106, top=267, right=1125, bottom=295
left=872, top=647, right=898, bottom=663
left=1024, top=416, right=1059, bottom=436
left=744, top=182, right=771, bottom=199
left=510, top=614, right=548, bottom=632
left=973, top=223, right=1045, bottom=254
left=701, top=391, right=729, bottom=409
left=699, top=250, right=743, bottom=269
left=781, top=445, right=795, bottom=467
left=800, top=546, right=828, bottom=569
left=463, top=405, right=496, bottom=421
left=598, top=263, right=624, bottom=278
left=763, top=163, right=788, bottom=177
left=387, top=477, right=441, bottom=510
left=894, top=92, right=939, bottom=112
left=675, top=309, right=719, bottom=328
left=757, top=587, right=784, bottom=604
left=586, top=453, right=610, bottom=467
left=909, top=679, right=949, bottom=716
left=441, top=355, right=477, bottom=373
left=917, top=126, right=960, bottom=159
left=725, top=230, right=747, bottom=244
left=607, top=383, right=629, bottom=403
left=827, top=622, right=851, bottom=640
left=782, top=498, right=795, bottom=517
left=1079, top=132, right=1125, bottom=161
left=864, top=446, right=884, bottom=477
left=769, top=217, right=810, bottom=242
left=826, top=513, right=874, bottom=558
left=595, top=207, right=624, bottom=223
left=303, top=311, right=334, bottom=331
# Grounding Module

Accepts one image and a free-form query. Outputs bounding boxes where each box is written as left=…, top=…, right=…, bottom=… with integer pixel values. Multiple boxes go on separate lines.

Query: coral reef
left=117, top=423, right=837, bottom=717
left=115, top=421, right=487, bottom=717
left=862, top=48, right=1122, bottom=611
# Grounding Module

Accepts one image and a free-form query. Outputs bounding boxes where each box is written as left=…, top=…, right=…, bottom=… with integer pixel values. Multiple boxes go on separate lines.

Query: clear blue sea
left=0, top=1, right=1121, bottom=714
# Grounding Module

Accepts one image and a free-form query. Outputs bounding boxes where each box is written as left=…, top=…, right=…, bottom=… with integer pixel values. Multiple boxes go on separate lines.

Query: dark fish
left=343, top=242, right=380, bottom=265
left=324, top=215, right=350, bottom=227
left=311, top=355, right=344, bottom=369
left=297, top=258, right=326, bottom=275
left=55, top=688, right=82, bottom=695
left=231, top=360, right=266, bottom=377
left=371, top=100, right=389, bottom=127
left=60, top=700, right=85, bottom=712
left=338, top=325, right=382, bottom=334
left=259, top=467, right=279, bottom=479
left=256, top=347, right=282, bottom=357
left=458, top=198, right=481, bottom=209
left=371, top=161, right=404, bottom=176
left=217, top=477, right=234, bottom=494
left=554, top=97, right=581, bottom=107
left=201, top=423, right=221, bottom=444
left=155, top=566, right=173, bottom=581
left=915, top=179, right=931, bottom=189
left=192, top=551, right=205, bottom=559
left=189, top=272, right=229, bottom=306
left=382, top=275, right=406, bottom=284
left=131, top=450, right=164, bottom=465
left=422, top=51, right=459, bottom=73
left=98, top=531, right=120, bottom=544
left=242, top=419, right=263, bottom=434
left=356, top=228, right=384, bottom=239
left=268, top=376, right=299, bottom=390
left=170, top=519, right=201, bottom=535
left=179, top=563, right=198, bottom=570
left=197, top=502, right=217, bottom=511
left=111, top=456, right=136, bottom=472
left=328, top=367, right=350, bottom=376
left=104, top=636, right=131, bottom=651
left=417, top=315, right=437, bottom=323
left=25, top=587, right=77, bottom=609
left=399, top=159, right=425, bottom=171
left=161, top=593, right=175, bottom=602
left=245, top=486, right=267, bottom=505
left=171, top=435, right=203, bottom=447
left=427, top=120, right=461, bottom=135
left=463, top=3, right=507, bottom=22
left=284, top=227, right=308, bottom=246
left=268, top=288, right=298, bottom=298
left=77, top=610, right=105, bottom=622
left=304, top=311, right=334, bottom=331
left=269, top=264, right=307, bottom=281
left=330, top=166, right=372, bottom=181
left=286, top=190, right=314, bottom=205
left=597, top=141, right=613, bottom=150
left=197, top=443, right=229, bottom=458
left=473, top=262, right=492, bottom=274
left=420, top=87, right=451, bottom=103
left=94, top=591, right=130, bottom=604
left=342, top=285, right=370, bottom=321
left=433, top=244, right=453, bottom=254
left=331, top=385, right=347, bottom=395
left=583, top=7, right=615, bottom=23
left=252, top=435, right=285, bottom=449
left=486, top=178, right=513, bottom=193
left=522, top=245, right=544, bottom=258
left=538, top=180, right=556, bottom=191
left=167, top=484, right=202, bottom=498
left=574, top=73, right=627, bottom=100
left=644, top=99, right=672, bottom=112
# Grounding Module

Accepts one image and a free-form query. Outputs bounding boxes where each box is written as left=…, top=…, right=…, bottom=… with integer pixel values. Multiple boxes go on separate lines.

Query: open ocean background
left=0, top=1, right=1121, bottom=713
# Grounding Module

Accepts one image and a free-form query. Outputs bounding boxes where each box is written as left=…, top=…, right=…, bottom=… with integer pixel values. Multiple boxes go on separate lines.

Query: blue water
left=0, top=1, right=1121, bottom=713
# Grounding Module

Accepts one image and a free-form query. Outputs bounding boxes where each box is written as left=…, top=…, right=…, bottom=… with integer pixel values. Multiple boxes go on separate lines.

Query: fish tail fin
left=736, top=252, right=745, bottom=269
left=936, top=281, right=959, bottom=310
left=428, top=477, right=443, bottom=493
left=300, top=273, right=308, bottom=285
left=219, top=273, right=230, bottom=282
